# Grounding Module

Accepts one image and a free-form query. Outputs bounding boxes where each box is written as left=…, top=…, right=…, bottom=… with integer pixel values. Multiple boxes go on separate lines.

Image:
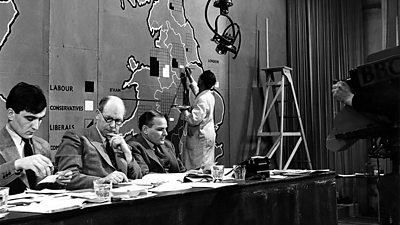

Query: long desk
left=1, top=171, right=337, bottom=225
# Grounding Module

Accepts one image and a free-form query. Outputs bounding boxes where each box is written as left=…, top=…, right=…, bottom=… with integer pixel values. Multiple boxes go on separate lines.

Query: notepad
left=149, top=181, right=192, bottom=192
left=8, top=197, right=86, bottom=213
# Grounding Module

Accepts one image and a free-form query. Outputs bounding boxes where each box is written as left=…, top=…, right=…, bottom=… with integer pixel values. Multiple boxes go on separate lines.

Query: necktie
left=105, top=140, right=118, bottom=169
left=154, top=145, right=162, bottom=156
left=154, top=145, right=170, bottom=172
left=22, top=138, right=36, bottom=188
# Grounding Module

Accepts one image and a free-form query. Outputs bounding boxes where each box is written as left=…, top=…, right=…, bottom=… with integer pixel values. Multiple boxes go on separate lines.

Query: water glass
left=211, top=165, right=224, bottom=183
left=0, top=187, right=9, bottom=213
left=233, top=165, right=246, bottom=180
left=93, top=179, right=112, bottom=200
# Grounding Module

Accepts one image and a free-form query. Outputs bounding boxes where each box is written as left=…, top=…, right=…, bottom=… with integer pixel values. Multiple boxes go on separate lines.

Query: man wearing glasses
left=55, top=96, right=142, bottom=190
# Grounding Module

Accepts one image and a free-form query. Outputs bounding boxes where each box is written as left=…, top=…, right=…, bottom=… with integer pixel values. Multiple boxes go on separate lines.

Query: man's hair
left=138, top=110, right=165, bottom=131
left=6, top=82, right=47, bottom=114
left=98, top=96, right=111, bottom=113
left=200, top=70, right=216, bottom=89
left=98, top=96, right=126, bottom=114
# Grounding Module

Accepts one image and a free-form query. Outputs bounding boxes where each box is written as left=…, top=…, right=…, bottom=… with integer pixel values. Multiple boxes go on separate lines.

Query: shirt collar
left=197, top=89, right=212, bottom=98
left=6, top=123, right=23, bottom=146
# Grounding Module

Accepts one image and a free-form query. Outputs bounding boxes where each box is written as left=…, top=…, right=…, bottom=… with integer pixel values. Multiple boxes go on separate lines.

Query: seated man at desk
left=55, top=96, right=142, bottom=189
left=125, top=110, right=186, bottom=175
left=0, top=82, right=71, bottom=194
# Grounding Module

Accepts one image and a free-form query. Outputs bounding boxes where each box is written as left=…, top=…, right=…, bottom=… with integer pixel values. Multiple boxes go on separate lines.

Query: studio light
left=213, top=0, right=233, bottom=15
left=205, top=0, right=241, bottom=59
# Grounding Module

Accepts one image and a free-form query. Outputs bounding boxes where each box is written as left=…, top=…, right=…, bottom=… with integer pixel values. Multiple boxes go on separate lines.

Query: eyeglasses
left=98, top=110, right=123, bottom=126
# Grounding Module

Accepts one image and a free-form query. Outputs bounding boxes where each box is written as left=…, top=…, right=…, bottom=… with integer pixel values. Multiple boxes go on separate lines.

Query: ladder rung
left=266, top=82, right=290, bottom=87
left=283, top=116, right=299, bottom=119
left=266, top=82, right=282, bottom=86
left=261, top=66, right=292, bottom=72
left=266, top=81, right=289, bottom=88
left=257, top=132, right=301, bottom=137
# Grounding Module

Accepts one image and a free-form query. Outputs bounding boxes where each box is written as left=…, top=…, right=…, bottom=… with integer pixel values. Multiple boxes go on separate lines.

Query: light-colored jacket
left=0, top=126, right=50, bottom=192
left=182, top=81, right=216, bottom=170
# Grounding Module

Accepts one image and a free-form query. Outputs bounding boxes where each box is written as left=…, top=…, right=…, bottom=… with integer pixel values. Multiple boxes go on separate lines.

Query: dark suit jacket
left=0, top=126, right=51, bottom=194
left=55, top=126, right=142, bottom=190
left=125, top=133, right=186, bottom=175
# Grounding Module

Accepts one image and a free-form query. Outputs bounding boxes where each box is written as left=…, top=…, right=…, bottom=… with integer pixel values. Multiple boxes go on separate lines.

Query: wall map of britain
left=0, top=0, right=226, bottom=161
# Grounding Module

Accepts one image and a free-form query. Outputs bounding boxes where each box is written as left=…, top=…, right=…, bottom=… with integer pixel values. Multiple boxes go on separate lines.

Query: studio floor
left=337, top=203, right=380, bottom=225
left=338, top=216, right=379, bottom=225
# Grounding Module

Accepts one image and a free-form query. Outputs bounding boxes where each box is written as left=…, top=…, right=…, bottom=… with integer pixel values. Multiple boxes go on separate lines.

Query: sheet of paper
left=8, top=193, right=38, bottom=201
left=271, top=169, right=330, bottom=176
left=269, top=175, right=286, bottom=179
left=129, top=179, right=153, bottom=187
left=25, top=189, right=67, bottom=194
left=8, top=192, right=66, bottom=205
left=120, top=192, right=157, bottom=201
left=69, top=192, right=99, bottom=200
left=8, top=197, right=86, bottom=213
left=141, top=173, right=187, bottom=184
left=37, top=175, right=58, bottom=184
left=188, top=182, right=237, bottom=188
left=149, top=181, right=192, bottom=192
left=111, top=185, right=148, bottom=197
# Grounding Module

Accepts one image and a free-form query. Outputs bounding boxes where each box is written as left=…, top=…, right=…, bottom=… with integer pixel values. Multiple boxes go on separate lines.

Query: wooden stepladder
left=256, top=66, right=312, bottom=170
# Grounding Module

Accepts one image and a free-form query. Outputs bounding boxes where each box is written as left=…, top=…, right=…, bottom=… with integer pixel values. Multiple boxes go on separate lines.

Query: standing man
left=125, top=110, right=186, bottom=175
left=180, top=69, right=217, bottom=171
left=0, top=82, right=71, bottom=194
left=55, top=96, right=142, bottom=190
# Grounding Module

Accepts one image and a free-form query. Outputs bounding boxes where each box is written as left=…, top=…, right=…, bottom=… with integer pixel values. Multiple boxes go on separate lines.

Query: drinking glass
left=93, top=179, right=112, bottom=200
left=211, top=165, right=224, bottom=183
left=0, top=187, right=9, bottom=213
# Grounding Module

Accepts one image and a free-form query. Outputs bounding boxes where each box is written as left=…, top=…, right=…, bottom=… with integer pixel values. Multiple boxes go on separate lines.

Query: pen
left=224, top=169, right=233, bottom=176
left=49, top=165, right=54, bottom=174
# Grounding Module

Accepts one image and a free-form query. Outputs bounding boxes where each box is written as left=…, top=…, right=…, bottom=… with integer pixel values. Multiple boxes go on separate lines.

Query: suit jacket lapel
left=137, top=134, right=163, bottom=169
left=159, top=143, right=180, bottom=171
left=85, top=126, right=115, bottom=169
left=0, top=127, right=30, bottom=187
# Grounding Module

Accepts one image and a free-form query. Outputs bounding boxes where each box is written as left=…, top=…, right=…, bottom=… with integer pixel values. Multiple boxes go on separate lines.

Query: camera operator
left=332, top=78, right=400, bottom=225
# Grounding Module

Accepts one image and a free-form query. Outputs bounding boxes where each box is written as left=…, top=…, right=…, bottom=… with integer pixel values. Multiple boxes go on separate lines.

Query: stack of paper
left=9, top=196, right=86, bottom=213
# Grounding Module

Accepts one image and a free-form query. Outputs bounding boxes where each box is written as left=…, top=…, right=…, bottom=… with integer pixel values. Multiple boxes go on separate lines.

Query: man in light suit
left=180, top=69, right=217, bottom=171
left=0, top=82, right=71, bottom=194
left=55, top=96, right=142, bottom=190
left=125, top=110, right=185, bottom=175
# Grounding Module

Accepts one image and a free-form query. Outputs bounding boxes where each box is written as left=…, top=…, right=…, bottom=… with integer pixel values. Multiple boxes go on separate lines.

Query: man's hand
left=14, top=155, right=53, bottom=178
left=180, top=110, right=189, bottom=120
left=332, top=81, right=354, bottom=106
left=184, top=67, right=194, bottom=82
left=101, top=171, right=128, bottom=184
left=108, top=133, right=128, bottom=152
left=108, top=133, right=132, bottom=163
left=55, top=170, right=73, bottom=186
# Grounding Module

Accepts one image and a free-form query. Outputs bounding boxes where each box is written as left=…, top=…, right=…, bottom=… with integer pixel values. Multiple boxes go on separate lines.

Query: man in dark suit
left=55, top=96, right=142, bottom=190
left=125, top=110, right=186, bottom=175
left=0, top=82, right=71, bottom=194
left=333, top=71, right=400, bottom=225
